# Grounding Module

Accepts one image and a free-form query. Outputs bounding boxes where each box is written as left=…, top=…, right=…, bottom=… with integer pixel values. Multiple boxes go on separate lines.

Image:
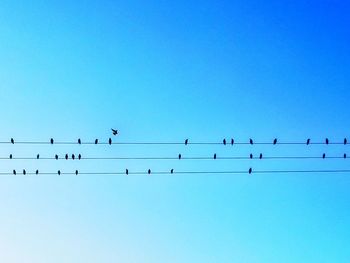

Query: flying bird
left=185, top=139, right=188, bottom=145
left=126, top=169, right=129, bottom=175
left=249, top=168, right=252, bottom=174
left=148, top=169, right=151, bottom=175
left=23, top=169, right=26, bottom=175
left=249, top=138, right=253, bottom=145
left=214, top=153, right=217, bottom=159
left=55, top=154, right=58, bottom=160
left=36, top=170, right=39, bottom=175
left=78, top=154, right=81, bottom=160
left=231, top=138, right=234, bottom=145
left=13, top=170, right=16, bottom=175
left=223, top=139, right=226, bottom=145
left=170, top=169, right=174, bottom=174
left=273, top=138, right=277, bottom=145
left=111, top=129, right=118, bottom=135
left=306, top=138, right=310, bottom=145
left=37, top=154, right=40, bottom=159
left=50, top=138, right=54, bottom=144
left=11, top=138, right=14, bottom=144
left=178, top=154, right=182, bottom=160
left=95, top=139, right=98, bottom=144
left=109, top=138, right=112, bottom=145
left=78, top=138, right=81, bottom=144
left=344, top=138, right=347, bottom=145
left=75, top=170, right=78, bottom=176
left=325, top=138, right=329, bottom=145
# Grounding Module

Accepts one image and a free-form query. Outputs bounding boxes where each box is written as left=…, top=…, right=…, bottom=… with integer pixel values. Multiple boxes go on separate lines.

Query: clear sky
left=0, top=0, right=349, bottom=262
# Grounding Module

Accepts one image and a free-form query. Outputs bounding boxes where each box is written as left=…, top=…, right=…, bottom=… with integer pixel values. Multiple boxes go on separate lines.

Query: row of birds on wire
left=2, top=137, right=349, bottom=145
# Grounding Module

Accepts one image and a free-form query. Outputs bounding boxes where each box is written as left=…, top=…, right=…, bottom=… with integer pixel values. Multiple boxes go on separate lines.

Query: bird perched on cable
left=306, top=138, right=310, bottom=145
left=259, top=153, right=263, bottom=159
left=78, top=154, right=81, bottom=160
left=75, top=170, right=78, bottom=176
left=170, top=169, right=174, bottom=174
left=249, top=168, right=252, bottom=174
left=72, top=154, right=75, bottom=160
left=9, top=154, right=12, bottom=159
left=95, top=139, right=98, bottom=144
left=50, top=138, right=54, bottom=144
left=185, top=139, right=188, bottom=145
left=214, top=153, right=217, bottom=159
left=37, top=154, right=40, bottom=159
left=126, top=169, right=129, bottom=175
left=36, top=170, right=39, bottom=175
left=322, top=153, right=326, bottom=159
left=344, top=153, right=347, bottom=159
left=55, top=154, right=58, bottom=160
left=78, top=138, right=81, bottom=144
left=11, top=138, right=14, bottom=144
left=223, top=139, right=226, bottom=145
left=109, top=138, right=112, bottom=145
left=249, top=138, right=253, bottom=145
left=65, top=154, right=68, bottom=160
left=325, top=138, right=329, bottom=145
left=111, top=129, right=118, bottom=136
left=13, top=170, right=16, bottom=175
left=250, top=153, right=253, bottom=159
left=58, top=170, right=61, bottom=176
left=273, top=138, right=277, bottom=145
left=231, top=138, right=234, bottom=145
left=23, top=169, right=26, bottom=175
left=148, top=169, right=151, bottom=175
left=344, top=138, right=347, bottom=145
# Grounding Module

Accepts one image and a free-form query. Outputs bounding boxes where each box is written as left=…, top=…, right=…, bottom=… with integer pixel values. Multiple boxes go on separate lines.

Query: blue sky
left=0, top=0, right=349, bottom=262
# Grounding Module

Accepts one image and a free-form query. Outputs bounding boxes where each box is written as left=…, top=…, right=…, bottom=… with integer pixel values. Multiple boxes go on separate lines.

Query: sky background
left=0, top=0, right=350, bottom=262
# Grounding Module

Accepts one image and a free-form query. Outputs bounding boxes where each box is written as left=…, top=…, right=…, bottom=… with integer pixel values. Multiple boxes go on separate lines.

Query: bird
left=65, top=154, right=68, bottom=160
left=344, top=138, right=347, bottom=145
left=13, top=170, right=16, bottom=175
left=55, top=154, right=58, bottom=160
left=126, top=169, right=129, bottom=175
left=75, top=170, right=78, bottom=176
left=259, top=153, right=263, bottom=159
left=250, top=153, right=253, bottom=159
left=170, top=169, right=174, bottom=174
left=109, top=138, right=112, bottom=145
left=10, top=138, right=14, bottom=144
left=37, top=154, right=40, bottom=159
left=306, top=138, right=310, bottom=145
left=9, top=154, right=12, bottom=159
left=148, top=169, right=151, bottom=175
left=223, top=139, right=226, bottom=145
left=23, top=169, right=26, bottom=175
left=273, top=138, right=277, bottom=145
left=185, top=139, right=188, bottom=145
left=111, top=129, right=118, bottom=135
left=325, top=138, right=329, bottom=145
left=178, top=154, right=182, bottom=160
left=50, top=138, right=54, bottom=144
left=248, top=168, right=252, bottom=174
left=322, top=153, right=326, bottom=159
left=58, top=170, right=61, bottom=176
left=78, top=138, right=81, bottom=144
left=72, top=154, right=75, bottom=160
left=95, top=139, right=98, bottom=144
left=213, top=153, right=217, bottom=159
left=344, top=153, right=347, bottom=159
left=249, top=138, right=253, bottom=145
left=36, top=170, right=39, bottom=175
left=231, top=138, right=234, bottom=145
left=78, top=154, right=81, bottom=160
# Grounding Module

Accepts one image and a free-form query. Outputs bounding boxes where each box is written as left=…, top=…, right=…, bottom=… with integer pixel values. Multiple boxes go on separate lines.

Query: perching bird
left=36, top=170, right=39, bottom=175
left=250, top=153, right=253, bottom=159
left=344, top=153, right=347, bottom=159
left=65, top=154, right=68, bottom=160
left=249, top=138, right=253, bottom=145
left=75, top=170, right=78, bottom=176
left=322, top=153, right=326, bottom=159
left=55, top=154, right=58, bottom=160
left=13, top=170, right=16, bottom=175
left=273, top=138, right=277, bottom=145
left=109, top=138, right=112, bottom=145
left=78, top=138, right=81, bottom=144
left=231, top=138, right=234, bottom=145
left=259, top=153, right=263, bottom=159
left=58, top=170, right=61, bottom=175
left=111, top=129, right=118, bottom=135
left=214, top=153, right=217, bottom=159
left=37, top=154, right=40, bottom=159
left=249, top=168, right=252, bottom=174
left=185, top=139, right=188, bottom=145
left=11, top=138, right=14, bottom=144
left=72, top=154, right=75, bottom=160
left=325, top=138, right=329, bottom=145
left=9, top=154, right=12, bottom=159
left=170, top=169, right=174, bottom=174
left=78, top=154, right=81, bottom=160
left=178, top=154, right=182, bottom=159
left=95, top=139, right=98, bottom=144
left=148, top=169, right=151, bottom=175
left=23, top=169, right=26, bottom=175
left=126, top=169, right=129, bottom=175
left=223, top=139, right=226, bottom=145
left=344, top=138, right=347, bottom=145
left=306, top=138, right=310, bottom=145
left=50, top=138, right=54, bottom=144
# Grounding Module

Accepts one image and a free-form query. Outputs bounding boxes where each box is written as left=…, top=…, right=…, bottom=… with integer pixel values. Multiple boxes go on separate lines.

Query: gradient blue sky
left=0, top=1, right=349, bottom=262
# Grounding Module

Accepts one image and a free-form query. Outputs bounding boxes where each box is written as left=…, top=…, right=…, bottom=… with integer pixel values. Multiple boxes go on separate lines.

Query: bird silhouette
left=13, top=170, right=16, bottom=175
left=50, top=138, right=54, bottom=144
left=111, top=129, right=118, bottom=135
left=78, top=154, right=81, bottom=160
left=322, top=153, right=326, bottom=159
left=36, top=170, right=39, bottom=175
left=231, top=138, right=234, bottom=145
left=148, top=169, right=151, bottom=175
left=95, top=139, right=98, bottom=144
left=109, top=138, right=112, bottom=145
left=273, top=138, right=277, bottom=145
left=65, top=154, right=68, bottom=160
left=126, top=169, right=129, bottom=175
left=23, top=169, right=26, bottom=175
left=306, top=138, right=310, bottom=145
left=249, top=168, right=252, bottom=174
left=214, top=153, right=217, bottom=159
left=58, top=170, right=61, bottom=176
left=78, top=138, right=81, bottom=144
left=250, top=138, right=253, bottom=145
left=178, top=154, right=182, bottom=159
left=55, top=154, right=58, bottom=160
left=344, top=138, right=347, bottom=145
left=75, top=170, right=78, bottom=176
left=344, top=153, right=347, bottom=159
left=185, top=139, right=188, bottom=145
left=325, top=138, right=329, bottom=145
left=72, top=154, right=75, bottom=160
left=259, top=153, right=263, bottom=159
left=9, top=154, right=12, bottom=159
left=10, top=138, right=15, bottom=144
left=250, top=153, right=253, bottom=159
left=37, top=154, right=40, bottom=159
left=171, top=169, right=174, bottom=174
left=223, top=139, right=226, bottom=145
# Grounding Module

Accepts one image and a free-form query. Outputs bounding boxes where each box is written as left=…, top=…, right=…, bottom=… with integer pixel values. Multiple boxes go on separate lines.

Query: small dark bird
left=55, top=154, right=58, bottom=160
left=23, top=169, right=26, bottom=175
left=72, top=154, right=75, bottom=160
left=58, top=170, right=61, bottom=176
left=9, top=154, right=12, bottom=159
left=259, top=153, right=263, bottom=159
left=273, top=138, right=277, bottom=145
left=75, top=170, right=78, bottom=176
left=250, top=153, right=253, bottom=159
left=250, top=138, right=253, bottom=145
left=214, top=153, right=217, bottom=159
left=178, top=154, right=182, bottom=159
left=223, top=139, right=226, bottom=145
left=249, top=168, right=252, bottom=174
left=111, top=129, right=118, bottom=135
left=36, top=170, right=39, bottom=175
left=148, top=169, right=151, bottom=175
left=325, top=138, right=329, bottom=145
left=13, top=170, right=16, bottom=175
left=170, top=169, right=174, bottom=174
left=126, top=169, right=129, bottom=175
left=322, top=153, right=326, bottom=159
left=11, top=138, right=14, bottom=144
left=109, top=138, right=112, bottom=145
left=185, top=139, right=188, bottom=145
left=306, top=138, right=310, bottom=145
left=78, top=154, right=81, bottom=160
left=95, top=139, right=98, bottom=144
left=78, top=138, right=81, bottom=144
left=231, top=138, right=234, bottom=145
left=50, top=138, right=54, bottom=144
left=37, top=154, right=40, bottom=159
left=344, top=138, right=347, bottom=145
left=344, top=153, right=347, bottom=159
left=65, top=154, right=68, bottom=160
